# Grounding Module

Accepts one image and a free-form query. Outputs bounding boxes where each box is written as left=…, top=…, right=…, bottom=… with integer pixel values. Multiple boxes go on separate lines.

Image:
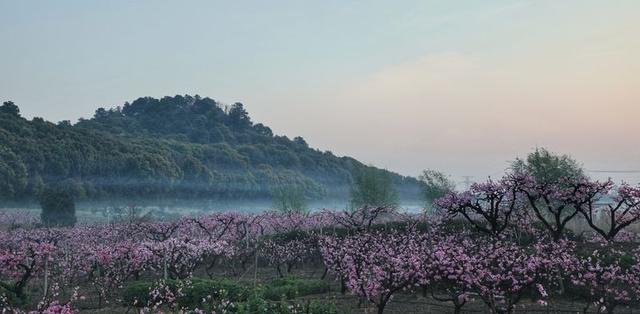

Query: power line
left=587, top=170, right=640, bottom=173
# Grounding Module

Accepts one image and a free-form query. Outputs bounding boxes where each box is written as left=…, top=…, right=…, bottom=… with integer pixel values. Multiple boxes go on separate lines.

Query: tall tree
left=227, top=103, right=252, bottom=130
left=436, top=177, right=522, bottom=237
left=350, top=166, right=399, bottom=209
left=419, top=169, right=455, bottom=209
left=40, top=186, right=77, bottom=227
left=271, top=184, right=308, bottom=213
left=570, top=180, right=640, bottom=242
left=511, top=148, right=586, bottom=241
left=511, top=148, right=585, bottom=184
left=0, top=101, right=20, bottom=117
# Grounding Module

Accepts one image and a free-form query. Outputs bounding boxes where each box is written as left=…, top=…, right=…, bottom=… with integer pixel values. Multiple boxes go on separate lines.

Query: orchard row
left=1, top=173, right=640, bottom=313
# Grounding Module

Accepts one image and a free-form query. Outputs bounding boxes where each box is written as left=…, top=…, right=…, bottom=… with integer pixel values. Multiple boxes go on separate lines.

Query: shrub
left=39, top=186, right=76, bottom=227
left=237, top=295, right=337, bottom=314
left=0, top=283, right=29, bottom=308
left=268, top=229, right=311, bottom=242
left=262, top=277, right=330, bottom=301
left=305, top=301, right=339, bottom=314
left=236, top=294, right=273, bottom=314
left=123, top=278, right=248, bottom=308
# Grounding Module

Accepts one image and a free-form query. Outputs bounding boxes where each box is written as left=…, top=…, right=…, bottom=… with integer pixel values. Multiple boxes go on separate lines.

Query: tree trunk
left=453, top=301, right=464, bottom=314
left=320, top=266, right=328, bottom=280
left=163, top=253, right=168, bottom=281
left=43, top=257, right=49, bottom=299
left=276, top=265, right=283, bottom=278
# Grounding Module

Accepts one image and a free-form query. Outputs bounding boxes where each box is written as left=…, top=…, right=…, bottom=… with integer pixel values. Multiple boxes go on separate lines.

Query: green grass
left=262, top=277, right=330, bottom=301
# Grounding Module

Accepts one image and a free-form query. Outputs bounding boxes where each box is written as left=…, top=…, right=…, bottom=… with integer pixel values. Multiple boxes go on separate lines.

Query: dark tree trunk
left=320, top=266, right=328, bottom=280
left=276, top=265, right=283, bottom=278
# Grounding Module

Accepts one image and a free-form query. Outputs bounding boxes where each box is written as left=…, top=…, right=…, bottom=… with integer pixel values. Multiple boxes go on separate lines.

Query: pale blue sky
left=1, top=1, right=639, bottom=183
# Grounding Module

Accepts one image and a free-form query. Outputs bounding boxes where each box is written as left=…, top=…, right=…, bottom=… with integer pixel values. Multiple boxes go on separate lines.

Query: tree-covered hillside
left=0, top=96, right=420, bottom=202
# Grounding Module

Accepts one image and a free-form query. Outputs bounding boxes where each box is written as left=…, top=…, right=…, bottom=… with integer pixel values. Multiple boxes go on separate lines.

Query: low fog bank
left=0, top=197, right=425, bottom=223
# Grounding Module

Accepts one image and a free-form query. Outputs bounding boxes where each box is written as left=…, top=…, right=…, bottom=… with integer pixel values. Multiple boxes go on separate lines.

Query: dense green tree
left=0, top=146, right=28, bottom=199
left=418, top=169, right=455, bottom=209
left=227, top=102, right=252, bottom=130
left=349, top=166, right=399, bottom=209
left=253, top=123, right=273, bottom=137
left=511, top=148, right=585, bottom=184
left=40, top=186, right=76, bottom=227
left=1, top=101, right=20, bottom=116
left=293, top=136, right=308, bottom=147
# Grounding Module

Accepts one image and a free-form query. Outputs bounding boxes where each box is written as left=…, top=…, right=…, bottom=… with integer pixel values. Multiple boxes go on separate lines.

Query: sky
left=1, top=0, right=639, bottom=185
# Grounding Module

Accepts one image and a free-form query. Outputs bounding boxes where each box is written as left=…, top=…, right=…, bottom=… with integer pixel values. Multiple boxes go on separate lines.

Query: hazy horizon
left=2, top=1, right=639, bottom=184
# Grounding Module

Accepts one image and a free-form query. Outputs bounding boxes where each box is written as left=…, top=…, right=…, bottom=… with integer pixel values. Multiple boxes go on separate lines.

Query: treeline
left=0, top=96, right=420, bottom=202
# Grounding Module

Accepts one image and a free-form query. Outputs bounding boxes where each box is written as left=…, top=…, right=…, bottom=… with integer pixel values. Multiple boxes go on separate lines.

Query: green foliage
left=238, top=294, right=273, bottom=314
left=39, top=186, right=76, bottom=227
left=271, top=185, right=308, bottom=213
left=262, top=277, right=330, bottom=301
left=121, top=281, right=155, bottom=306
left=575, top=245, right=638, bottom=269
left=0, top=282, right=29, bottom=308
left=0, top=146, right=27, bottom=199
left=267, top=229, right=311, bottom=242
left=350, top=166, right=399, bottom=209
left=182, top=278, right=248, bottom=306
left=0, top=96, right=422, bottom=201
left=418, top=169, right=455, bottom=209
left=237, top=294, right=338, bottom=314
left=0, top=101, right=20, bottom=117
left=227, top=103, right=252, bottom=130
left=304, top=301, right=339, bottom=314
left=123, top=278, right=248, bottom=308
left=123, top=278, right=336, bottom=314
left=511, top=147, right=585, bottom=184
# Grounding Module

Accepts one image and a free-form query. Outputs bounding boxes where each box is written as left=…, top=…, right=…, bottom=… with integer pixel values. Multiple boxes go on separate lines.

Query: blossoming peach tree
left=1, top=175, right=640, bottom=313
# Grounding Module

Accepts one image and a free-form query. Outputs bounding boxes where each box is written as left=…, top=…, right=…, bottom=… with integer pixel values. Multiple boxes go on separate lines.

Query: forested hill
left=0, top=95, right=421, bottom=202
